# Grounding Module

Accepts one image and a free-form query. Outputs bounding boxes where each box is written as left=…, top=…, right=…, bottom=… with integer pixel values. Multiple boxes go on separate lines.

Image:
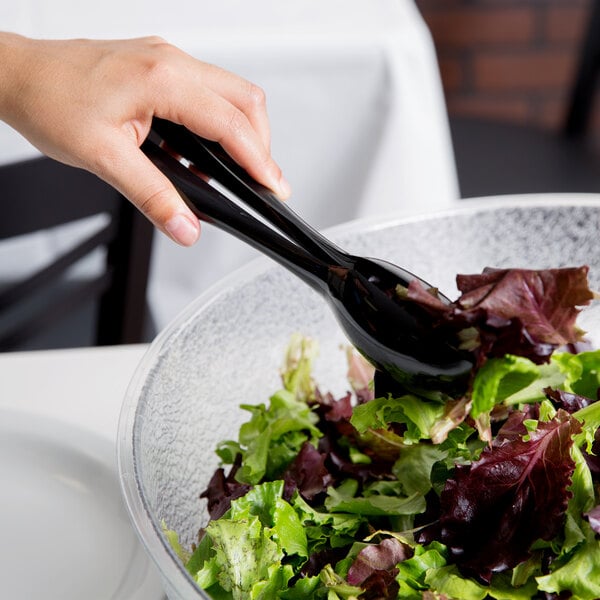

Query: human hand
left=0, top=33, right=290, bottom=245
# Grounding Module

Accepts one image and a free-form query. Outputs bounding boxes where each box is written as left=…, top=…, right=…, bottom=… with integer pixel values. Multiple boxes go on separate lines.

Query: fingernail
left=277, top=175, right=292, bottom=200
left=165, top=214, right=200, bottom=246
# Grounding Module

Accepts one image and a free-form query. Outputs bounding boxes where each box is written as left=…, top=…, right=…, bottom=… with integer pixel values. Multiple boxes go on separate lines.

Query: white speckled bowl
left=118, top=196, right=600, bottom=600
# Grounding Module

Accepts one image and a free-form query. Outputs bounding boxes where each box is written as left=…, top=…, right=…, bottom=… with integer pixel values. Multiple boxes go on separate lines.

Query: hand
left=0, top=33, right=290, bottom=245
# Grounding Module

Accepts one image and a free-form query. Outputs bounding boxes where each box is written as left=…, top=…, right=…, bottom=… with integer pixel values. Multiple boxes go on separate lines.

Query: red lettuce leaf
left=455, top=267, right=592, bottom=345
left=407, top=266, right=593, bottom=366
left=544, top=386, right=595, bottom=413
left=435, top=409, right=581, bottom=583
left=584, top=505, right=600, bottom=534
left=306, top=388, right=398, bottom=487
left=359, top=569, right=401, bottom=599
left=313, top=390, right=354, bottom=422
left=200, top=462, right=251, bottom=520
left=300, top=545, right=352, bottom=577
left=347, top=538, right=412, bottom=586
left=282, top=441, right=333, bottom=501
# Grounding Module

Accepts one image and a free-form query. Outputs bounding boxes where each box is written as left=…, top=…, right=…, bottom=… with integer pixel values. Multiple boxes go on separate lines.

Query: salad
left=167, top=266, right=600, bottom=599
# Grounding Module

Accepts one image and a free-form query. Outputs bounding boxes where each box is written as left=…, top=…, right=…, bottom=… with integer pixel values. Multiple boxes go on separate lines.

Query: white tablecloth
left=0, top=344, right=165, bottom=599
left=0, top=344, right=148, bottom=442
left=0, top=0, right=459, bottom=330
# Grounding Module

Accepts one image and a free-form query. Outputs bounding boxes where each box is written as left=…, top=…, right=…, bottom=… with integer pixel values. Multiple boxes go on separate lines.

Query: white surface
left=0, top=344, right=148, bottom=440
left=0, top=0, right=459, bottom=330
left=0, top=344, right=164, bottom=599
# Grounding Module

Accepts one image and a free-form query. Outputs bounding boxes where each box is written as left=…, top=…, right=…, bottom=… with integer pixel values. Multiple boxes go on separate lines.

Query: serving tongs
left=142, top=118, right=473, bottom=392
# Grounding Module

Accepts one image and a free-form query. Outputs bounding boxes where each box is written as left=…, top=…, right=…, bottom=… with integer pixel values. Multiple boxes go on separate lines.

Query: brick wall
left=415, top=0, right=595, bottom=136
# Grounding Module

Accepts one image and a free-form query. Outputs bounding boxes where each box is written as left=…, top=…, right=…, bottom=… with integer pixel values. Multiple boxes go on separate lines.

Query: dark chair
left=450, top=1, right=600, bottom=198
left=0, top=156, right=155, bottom=351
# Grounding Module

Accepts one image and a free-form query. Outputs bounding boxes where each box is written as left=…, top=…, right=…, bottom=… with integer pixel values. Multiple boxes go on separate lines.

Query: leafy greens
left=167, top=267, right=600, bottom=599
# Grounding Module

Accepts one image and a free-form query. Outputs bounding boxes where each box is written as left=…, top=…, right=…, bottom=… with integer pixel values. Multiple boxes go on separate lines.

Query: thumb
left=97, top=142, right=200, bottom=246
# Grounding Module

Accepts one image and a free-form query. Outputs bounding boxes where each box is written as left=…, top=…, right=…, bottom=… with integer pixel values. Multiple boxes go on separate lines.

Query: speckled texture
left=119, top=197, right=600, bottom=600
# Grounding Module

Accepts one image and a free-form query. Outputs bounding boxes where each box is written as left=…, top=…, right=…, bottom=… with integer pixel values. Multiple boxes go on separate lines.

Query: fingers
left=188, top=61, right=272, bottom=151
left=96, top=136, right=201, bottom=246
left=149, top=46, right=291, bottom=200
left=178, top=88, right=291, bottom=200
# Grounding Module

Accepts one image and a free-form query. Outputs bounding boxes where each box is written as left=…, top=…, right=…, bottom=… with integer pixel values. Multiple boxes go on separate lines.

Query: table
left=0, top=344, right=165, bottom=599
left=0, top=344, right=148, bottom=442
left=0, top=0, right=459, bottom=331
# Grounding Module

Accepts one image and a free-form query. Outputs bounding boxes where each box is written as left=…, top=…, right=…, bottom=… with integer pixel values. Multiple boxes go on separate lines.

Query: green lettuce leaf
left=197, top=481, right=307, bottom=599
left=392, top=443, right=447, bottom=497
left=350, top=394, right=445, bottom=443
left=395, top=541, right=448, bottom=596
left=553, top=349, right=600, bottom=398
left=291, top=492, right=363, bottom=554
left=536, top=538, right=600, bottom=599
left=205, top=516, right=282, bottom=599
left=226, top=388, right=320, bottom=484
left=470, top=355, right=541, bottom=418
left=425, top=565, right=488, bottom=600
left=280, top=333, right=319, bottom=402
left=325, top=478, right=425, bottom=517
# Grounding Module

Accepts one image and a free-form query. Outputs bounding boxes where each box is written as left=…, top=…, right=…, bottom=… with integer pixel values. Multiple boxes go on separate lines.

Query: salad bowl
left=118, top=196, right=600, bottom=600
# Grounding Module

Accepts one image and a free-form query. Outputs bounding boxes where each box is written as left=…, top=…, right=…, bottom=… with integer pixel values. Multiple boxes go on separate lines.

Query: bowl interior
left=119, top=197, right=600, bottom=599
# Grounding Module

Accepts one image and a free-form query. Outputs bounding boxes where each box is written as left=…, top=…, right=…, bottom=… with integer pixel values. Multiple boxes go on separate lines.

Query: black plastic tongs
left=142, top=118, right=473, bottom=392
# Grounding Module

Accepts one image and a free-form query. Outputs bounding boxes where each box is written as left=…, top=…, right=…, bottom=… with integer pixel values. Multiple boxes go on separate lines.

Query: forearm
left=0, top=32, right=30, bottom=126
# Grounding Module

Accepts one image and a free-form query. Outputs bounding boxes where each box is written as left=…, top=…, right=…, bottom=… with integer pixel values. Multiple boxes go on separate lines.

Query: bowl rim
left=117, top=192, right=600, bottom=597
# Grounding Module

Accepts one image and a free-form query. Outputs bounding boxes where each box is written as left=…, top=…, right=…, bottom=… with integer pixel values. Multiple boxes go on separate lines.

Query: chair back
left=0, top=156, right=154, bottom=351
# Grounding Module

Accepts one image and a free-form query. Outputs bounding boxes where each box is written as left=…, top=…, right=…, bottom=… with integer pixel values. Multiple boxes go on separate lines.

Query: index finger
left=188, top=60, right=272, bottom=152
left=157, top=83, right=290, bottom=200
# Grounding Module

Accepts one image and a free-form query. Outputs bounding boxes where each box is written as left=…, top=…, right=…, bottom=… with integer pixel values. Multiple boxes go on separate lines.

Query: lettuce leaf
left=434, top=409, right=581, bottom=583
left=350, top=394, right=445, bottom=444
left=554, top=349, right=600, bottom=398
left=280, top=332, right=319, bottom=402
left=196, top=481, right=306, bottom=599
left=536, top=538, right=600, bottom=599
left=407, top=266, right=593, bottom=366
left=219, top=389, right=321, bottom=485
left=347, top=537, right=411, bottom=587
left=325, top=478, right=425, bottom=517
left=470, top=355, right=540, bottom=418
left=176, top=267, right=599, bottom=599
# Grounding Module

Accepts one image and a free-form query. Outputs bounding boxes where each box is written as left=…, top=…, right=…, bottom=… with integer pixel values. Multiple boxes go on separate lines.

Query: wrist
left=0, top=32, right=35, bottom=124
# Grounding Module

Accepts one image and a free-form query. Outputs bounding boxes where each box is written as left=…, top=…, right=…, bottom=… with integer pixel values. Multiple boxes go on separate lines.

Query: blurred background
left=421, top=0, right=595, bottom=135
left=416, top=0, right=600, bottom=197
left=0, top=0, right=598, bottom=352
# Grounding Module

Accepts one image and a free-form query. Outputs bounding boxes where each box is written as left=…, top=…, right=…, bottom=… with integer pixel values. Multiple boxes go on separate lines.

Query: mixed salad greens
left=167, top=266, right=600, bottom=599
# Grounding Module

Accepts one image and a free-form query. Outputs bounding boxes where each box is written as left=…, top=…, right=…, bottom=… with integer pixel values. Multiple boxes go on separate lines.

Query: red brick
left=438, top=57, right=464, bottom=92
left=473, top=51, right=577, bottom=92
left=446, top=95, right=531, bottom=123
left=423, top=7, right=536, bottom=48
left=544, top=5, right=589, bottom=44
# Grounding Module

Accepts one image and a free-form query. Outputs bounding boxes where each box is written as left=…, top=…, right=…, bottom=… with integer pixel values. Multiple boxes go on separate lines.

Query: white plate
left=0, top=409, right=164, bottom=599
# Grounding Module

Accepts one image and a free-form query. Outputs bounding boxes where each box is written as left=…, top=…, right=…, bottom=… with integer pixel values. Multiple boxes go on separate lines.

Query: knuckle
left=145, top=54, right=176, bottom=86
left=86, top=141, right=119, bottom=178
left=222, top=108, right=249, bottom=138
left=244, top=82, right=267, bottom=111
left=135, top=186, right=170, bottom=219
left=136, top=41, right=182, bottom=85
left=144, top=35, right=168, bottom=46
